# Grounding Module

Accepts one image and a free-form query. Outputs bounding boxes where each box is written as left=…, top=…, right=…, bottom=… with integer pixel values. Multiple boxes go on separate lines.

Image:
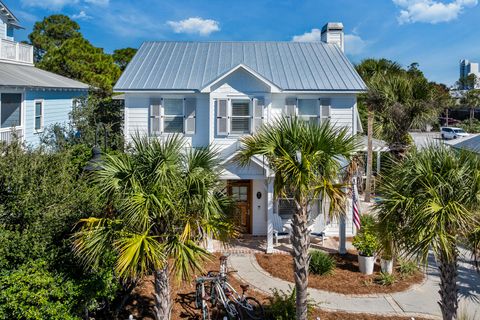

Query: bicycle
left=209, top=255, right=265, bottom=319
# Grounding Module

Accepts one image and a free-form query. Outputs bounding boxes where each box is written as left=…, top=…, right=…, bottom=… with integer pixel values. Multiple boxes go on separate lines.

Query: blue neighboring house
left=0, top=1, right=88, bottom=147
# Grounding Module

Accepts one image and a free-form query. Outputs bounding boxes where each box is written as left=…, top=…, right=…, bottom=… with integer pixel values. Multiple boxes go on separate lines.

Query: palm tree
left=73, top=135, right=234, bottom=320
left=461, top=89, right=480, bottom=128
left=356, top=59, right=403, bottom=202
left=375, top=145, right=480, bottom=320
left=236, top=117, right=357, bottom=320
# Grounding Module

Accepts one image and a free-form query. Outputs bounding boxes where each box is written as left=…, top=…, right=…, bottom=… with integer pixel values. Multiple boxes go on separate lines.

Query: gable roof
left=0, top=1, right=22, bottom=28
left=114, top=41, right=366, bottom=92
left=0, top=62, right=89, bottom=90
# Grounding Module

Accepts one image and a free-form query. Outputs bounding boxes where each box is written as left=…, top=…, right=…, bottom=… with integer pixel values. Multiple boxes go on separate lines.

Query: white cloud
left=84, top=0, right=109, bottom=6
left=71, top=10, right=92, bottom=20
left=292, top=28, right=321, bottom=42
left=21, top=0, right=78, bottom=10
left=167, top=17, right=220, bottom=36
left=344, top=34, right=368, bottom=55
left=393, top=0, right=478, bottom=24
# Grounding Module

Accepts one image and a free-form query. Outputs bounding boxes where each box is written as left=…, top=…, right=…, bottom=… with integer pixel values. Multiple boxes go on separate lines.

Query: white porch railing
left=0, top=39, right=33, bottom=64
left=0, top=128, right=23, bottom=144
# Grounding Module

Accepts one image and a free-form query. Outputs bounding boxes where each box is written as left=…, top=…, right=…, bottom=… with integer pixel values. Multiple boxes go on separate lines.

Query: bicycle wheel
left=240, top=297, right=265, bottom=319
left=225, top=300, right=243, bottom=320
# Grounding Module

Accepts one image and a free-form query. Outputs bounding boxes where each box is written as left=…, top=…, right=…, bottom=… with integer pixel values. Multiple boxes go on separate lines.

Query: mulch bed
left=256, top=251, right=425, bottom=295
left=123, top=253, right=428, bottom=320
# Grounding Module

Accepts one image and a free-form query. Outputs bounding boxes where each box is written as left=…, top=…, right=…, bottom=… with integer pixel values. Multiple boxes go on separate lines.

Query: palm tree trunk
left=154, top=264, right=172, bottom=320
left=291, top=204, right=310, bottom=320
left=364, top=107, right=374, bottom=202
left=445, top=108, right=449, bottom=126
left=438, top=253, right=458, bottom=320
left=470, top=107, right=474, bottom=127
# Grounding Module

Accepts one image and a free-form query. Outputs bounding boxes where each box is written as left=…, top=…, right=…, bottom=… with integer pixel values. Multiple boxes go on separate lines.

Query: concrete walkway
left=229, top=253, right=480, bottom=319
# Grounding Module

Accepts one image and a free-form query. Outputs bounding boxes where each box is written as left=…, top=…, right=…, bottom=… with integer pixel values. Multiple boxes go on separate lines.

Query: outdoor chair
left=272, top=214, right=290, bottom=246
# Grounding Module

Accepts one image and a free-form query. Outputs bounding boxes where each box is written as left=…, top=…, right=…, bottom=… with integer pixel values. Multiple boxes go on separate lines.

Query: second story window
left=285, top=98, right=331, bottom=124
left=34, top=100, right=43, bottom=131
left=216, top=98, right=264, bottom=136
left=163, top=99, right=183, bottom=133
left=149, top=97, right=196, bottom=135
left=0, top=93, right=21, bottom=129
left=231, top=100, right=250, bottom=134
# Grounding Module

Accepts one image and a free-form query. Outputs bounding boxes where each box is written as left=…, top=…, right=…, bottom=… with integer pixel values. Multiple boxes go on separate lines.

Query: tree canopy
left=29, top=15, right=82, bottom=63
left=113, top=47, right=137, bottom=71
left=38, top=37, right=120, bottom=97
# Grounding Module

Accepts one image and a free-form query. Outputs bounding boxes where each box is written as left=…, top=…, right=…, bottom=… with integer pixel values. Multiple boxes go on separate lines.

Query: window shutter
left=150, top=98, right=162, bottom=135
left=285, top=97, right=297, bottom=117
left=184, top=98, right=196, bottom=134
left=320, top=98, right=331, bottom=123
left=252, top=97, right=265, bottom=133
left=216, top=99, right=228, bottom=136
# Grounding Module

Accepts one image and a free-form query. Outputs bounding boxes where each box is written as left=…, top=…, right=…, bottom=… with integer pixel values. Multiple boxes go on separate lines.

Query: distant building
left=459, top=59, right=480, bottom=89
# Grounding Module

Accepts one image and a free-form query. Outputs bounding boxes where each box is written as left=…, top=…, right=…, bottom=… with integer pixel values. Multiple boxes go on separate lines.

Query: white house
left=0, top=1, right=88, bottom=147
left=114, top=22, right=367, bottom=253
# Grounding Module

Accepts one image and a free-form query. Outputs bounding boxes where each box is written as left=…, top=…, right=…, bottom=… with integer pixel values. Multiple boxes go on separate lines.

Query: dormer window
left=216, top=98, right=265, bottom=136
left=231, top=100, right=251, bottom=134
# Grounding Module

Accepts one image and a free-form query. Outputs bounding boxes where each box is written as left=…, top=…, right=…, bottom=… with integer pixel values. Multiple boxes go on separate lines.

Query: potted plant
left=377, top=215, right=396, bottom=274
left=380, top=252, right=394, bottom=275
left=352, top=230, right=378, bottom=275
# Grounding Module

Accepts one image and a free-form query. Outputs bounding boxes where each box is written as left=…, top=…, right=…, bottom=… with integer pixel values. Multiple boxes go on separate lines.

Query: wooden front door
left=227, top=180, right=252, bottom=234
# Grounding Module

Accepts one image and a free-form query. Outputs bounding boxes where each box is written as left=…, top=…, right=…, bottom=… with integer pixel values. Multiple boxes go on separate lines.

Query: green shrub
left=359, top=214, right=377, bottom=232
left=309, top=250, right=335, bottom=276
left=397, top=259, right=418, bottom=277
left=352, top=232, right=379, bottom=257
left=265, top=288, right=313, bottom=320
left=0, top=260, right=80, bottom=320
left=375, top=272, right=396, bottom=286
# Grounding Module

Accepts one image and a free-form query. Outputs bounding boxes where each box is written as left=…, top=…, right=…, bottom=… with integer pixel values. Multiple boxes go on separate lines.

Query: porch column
left=206, top=232, right=214, bottom=253
left=339, top=215, right=347, bottom=255
left=266, top=178, right=274, bottom=253
left=376, top=151, right=381, bottom=175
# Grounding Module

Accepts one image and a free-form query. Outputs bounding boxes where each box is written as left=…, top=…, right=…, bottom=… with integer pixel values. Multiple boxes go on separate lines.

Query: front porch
left=0, top=127, right=23, bottom=144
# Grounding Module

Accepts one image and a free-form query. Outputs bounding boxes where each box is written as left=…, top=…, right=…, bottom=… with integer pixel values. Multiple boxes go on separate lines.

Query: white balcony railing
left=0, top=127, right=23, bottom=144
left=0, top=38, right=33, bottom=64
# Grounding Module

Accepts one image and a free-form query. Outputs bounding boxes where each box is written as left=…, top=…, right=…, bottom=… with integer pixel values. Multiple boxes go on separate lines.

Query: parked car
left=441, top=127, right=469, bottom=140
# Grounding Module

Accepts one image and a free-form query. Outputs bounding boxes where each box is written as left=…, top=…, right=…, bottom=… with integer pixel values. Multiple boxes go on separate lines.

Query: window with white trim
left=149, top=97, right=196, bottom=135
left=0, top=93, right=21, bottom=129
left=163, top=98, right=183, bottom=133
left=298, top=99, right=319, bottom=124
left=216, top=97, right=264, bottom=136
left=231, top=100, right=250, bottom=134
left=284, top=97, right=331, bottom=124
left=34, top=100, right=43, bottom=131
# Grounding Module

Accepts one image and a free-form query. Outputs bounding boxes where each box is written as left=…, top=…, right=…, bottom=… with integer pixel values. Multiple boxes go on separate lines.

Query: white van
left=441, top=127, right=469, bottom=140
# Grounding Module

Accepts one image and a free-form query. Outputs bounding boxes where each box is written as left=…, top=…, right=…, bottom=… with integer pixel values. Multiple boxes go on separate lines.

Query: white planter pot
left=380, top=259, right=393, bottom=274
left=358, top=255, right=375, bottom=275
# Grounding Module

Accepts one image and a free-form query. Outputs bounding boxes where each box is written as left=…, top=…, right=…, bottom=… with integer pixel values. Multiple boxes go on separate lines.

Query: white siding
left=270, top=93, right=357, bottom=134
left=0, top=20, right=5, bottom=40
left=24, top=90, right=86, bottom=147
left=124, top=93, right=210, bottom=147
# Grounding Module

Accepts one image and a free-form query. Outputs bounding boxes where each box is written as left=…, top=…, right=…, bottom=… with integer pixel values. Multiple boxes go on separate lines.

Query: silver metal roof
left=447, top=134, right=480, bottom=153
left=114, top=41, right=366, bottom=92
left=0, top=62, right=89, bottom=90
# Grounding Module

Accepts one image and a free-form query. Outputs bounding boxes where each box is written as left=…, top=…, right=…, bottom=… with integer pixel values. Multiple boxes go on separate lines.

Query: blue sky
left=6, top=0, right=480, bottom=86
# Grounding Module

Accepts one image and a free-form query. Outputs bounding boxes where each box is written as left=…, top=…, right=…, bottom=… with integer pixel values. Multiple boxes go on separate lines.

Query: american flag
left=352, top=178, right=361, bottom=230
